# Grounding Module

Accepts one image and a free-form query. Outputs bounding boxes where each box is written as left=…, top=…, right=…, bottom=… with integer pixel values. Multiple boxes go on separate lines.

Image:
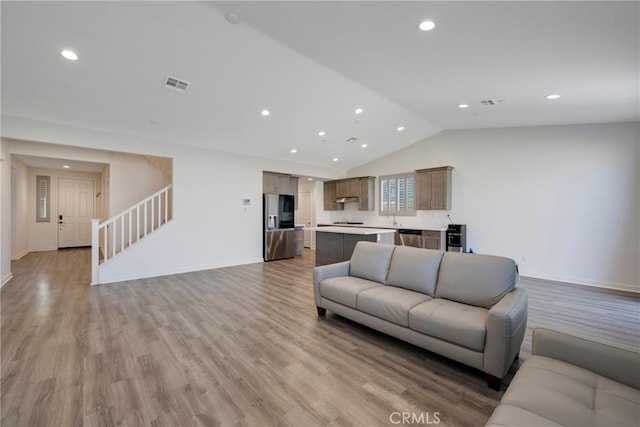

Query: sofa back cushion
left=435, top=252, right=517, bottom=308
left=386, top=246, right=444, bottom=296
left=350, top=242, right=395, bottom=284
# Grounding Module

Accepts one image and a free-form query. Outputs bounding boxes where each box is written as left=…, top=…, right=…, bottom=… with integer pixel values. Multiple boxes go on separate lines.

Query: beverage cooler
left=446, top=224, right=467, bottom=252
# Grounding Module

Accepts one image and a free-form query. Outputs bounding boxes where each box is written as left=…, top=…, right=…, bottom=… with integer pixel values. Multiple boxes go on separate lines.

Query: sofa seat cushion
left=408, top=299, right=488, bottom=352
left=435, top=252, right=517, bottom=308
left=356, top=287, right=432, bottom=327
left=349, top=242, right=396, bottom=284
left=320, top=276, right=383, bottom=309
left=386, top=246, right=444, bottom=296
left=486, top=355, right=640, bottom=427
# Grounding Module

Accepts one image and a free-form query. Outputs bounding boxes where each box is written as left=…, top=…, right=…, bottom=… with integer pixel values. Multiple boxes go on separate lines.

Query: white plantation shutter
left=381, top=179, right=389, bottom=212
left=36, top=176, right=50, bottom=222
left=406, top=176, right=415, bottom=210
left=379, top=173, right=416, bottom=216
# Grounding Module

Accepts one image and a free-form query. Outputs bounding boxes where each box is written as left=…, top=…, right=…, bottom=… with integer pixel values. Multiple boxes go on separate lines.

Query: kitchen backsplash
left=317, top=202, right=452, bottom=230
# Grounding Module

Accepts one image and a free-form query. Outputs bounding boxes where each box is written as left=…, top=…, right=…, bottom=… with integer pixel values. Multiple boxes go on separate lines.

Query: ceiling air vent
left=479, top=99, right=505, bottom=106
left=163, top=76, right=190, bottom=92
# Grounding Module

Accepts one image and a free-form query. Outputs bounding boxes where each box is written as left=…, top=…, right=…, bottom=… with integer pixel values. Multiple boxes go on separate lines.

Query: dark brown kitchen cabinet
left=323, top=181, right=343, bottom=211
left=358, top=177, right=375, bottom=211
left=336, top=178, right=359, bottom=198
left=323, top=176, right=375, bottom=211
left=415, top=166, right=453, bottom=210
left=263, top=172, right=297, bottom=195
left=422, top=230, right=445, bottom=250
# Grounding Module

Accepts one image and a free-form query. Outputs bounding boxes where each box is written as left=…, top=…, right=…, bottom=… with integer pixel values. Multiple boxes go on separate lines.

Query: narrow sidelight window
left=36, top=175, right=50, bottom=222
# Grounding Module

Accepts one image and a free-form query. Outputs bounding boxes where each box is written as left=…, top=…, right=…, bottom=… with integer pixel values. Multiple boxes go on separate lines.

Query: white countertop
left=309, top=226, right=397, bottom=235
left=317, top=223, right=447, bottom=232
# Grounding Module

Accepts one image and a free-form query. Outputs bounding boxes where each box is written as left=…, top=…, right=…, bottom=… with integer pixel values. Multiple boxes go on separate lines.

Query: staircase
left=91, top=184, right=172, bottom=285
left=144, top=155, right=173, bottom=177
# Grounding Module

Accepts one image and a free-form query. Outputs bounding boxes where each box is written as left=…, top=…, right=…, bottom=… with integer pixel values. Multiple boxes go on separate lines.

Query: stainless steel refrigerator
left=263, top=193, right=296, bottom=261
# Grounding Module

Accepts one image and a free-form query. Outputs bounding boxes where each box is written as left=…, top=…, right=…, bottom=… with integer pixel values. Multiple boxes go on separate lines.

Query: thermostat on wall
left=242, top=198, right=251, bottom=206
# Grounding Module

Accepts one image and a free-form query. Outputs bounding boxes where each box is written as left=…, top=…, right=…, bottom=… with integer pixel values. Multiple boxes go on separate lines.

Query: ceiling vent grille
left=479, top=99, right=505, bottom=106
left=163, top=76, right=190, bottom=92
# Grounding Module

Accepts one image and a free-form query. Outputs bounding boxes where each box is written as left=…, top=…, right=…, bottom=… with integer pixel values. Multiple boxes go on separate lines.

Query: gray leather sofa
left=486, top=327, right=640, bottom=427
left=313, top=241, right=527, bottom=389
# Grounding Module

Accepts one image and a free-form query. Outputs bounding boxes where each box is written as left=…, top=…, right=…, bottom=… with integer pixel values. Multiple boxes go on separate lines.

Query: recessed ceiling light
left=62, top=165, right=70, bottom=169
left=307, top=178, right=313, bottom=181
left=332, top=158, right=339, bottom=162
left=290, top=149, right=297, bottom=153
left=419, top=20, right=435, bottom=31
left=318, top=131, right=326, bottom=136
left=546, top=94, right=561, bottom=100
left=354, top=108, right=363, bottom=114
left=361, top=144, right=368, bottom=148
left=60, top=50, right=78, bottom=61
left=261, top=109, right=270, bottom=116
left=397, top=126, right=405, bottom=132
left=458, top=104, right=469, bottom=109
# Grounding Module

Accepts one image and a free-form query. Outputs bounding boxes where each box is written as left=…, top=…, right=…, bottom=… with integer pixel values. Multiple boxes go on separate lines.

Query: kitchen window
left=379, top=173, right=416, bottom=216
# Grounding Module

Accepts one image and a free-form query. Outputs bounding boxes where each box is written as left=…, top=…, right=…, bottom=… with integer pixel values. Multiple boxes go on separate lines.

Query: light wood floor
left=2, top=249, right=638, bottom=426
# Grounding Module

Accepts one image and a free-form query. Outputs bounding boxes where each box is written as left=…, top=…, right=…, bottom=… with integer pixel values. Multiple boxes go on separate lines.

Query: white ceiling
left=2, top=2, right=638, bottom=172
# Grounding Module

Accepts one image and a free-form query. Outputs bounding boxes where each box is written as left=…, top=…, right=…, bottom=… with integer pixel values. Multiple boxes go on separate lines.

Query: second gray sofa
left=313, top=241, right=528, bottom=389
left=486, top=327, right=640, bottom=426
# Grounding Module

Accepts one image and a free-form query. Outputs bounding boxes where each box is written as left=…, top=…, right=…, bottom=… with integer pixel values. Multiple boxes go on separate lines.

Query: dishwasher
left=397, top=229, right=424, bottom=248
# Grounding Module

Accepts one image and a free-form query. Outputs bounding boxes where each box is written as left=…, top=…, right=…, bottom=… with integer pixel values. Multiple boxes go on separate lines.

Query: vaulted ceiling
left=2, top=1, right=638, bottom=171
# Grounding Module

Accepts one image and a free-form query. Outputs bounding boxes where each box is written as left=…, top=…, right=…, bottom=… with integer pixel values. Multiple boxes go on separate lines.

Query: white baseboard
left=94, top=258, right=265, bottom=285
left=1, top=273, right=13, bottom=288
left=29, top=246, right=58, bottom=252
left=520, top=271, right=639, bottom=294
left=12, top=249, right=29, bottom=260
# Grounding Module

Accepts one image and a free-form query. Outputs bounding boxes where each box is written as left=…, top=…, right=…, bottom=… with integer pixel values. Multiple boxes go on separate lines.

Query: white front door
left=298, top=191, right=313, bottom=248
left=58, top=178, right=94, bottom=248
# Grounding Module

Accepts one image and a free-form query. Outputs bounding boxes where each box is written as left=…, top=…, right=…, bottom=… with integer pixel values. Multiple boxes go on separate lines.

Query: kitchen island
left=312, top=226, right=396, bottom=266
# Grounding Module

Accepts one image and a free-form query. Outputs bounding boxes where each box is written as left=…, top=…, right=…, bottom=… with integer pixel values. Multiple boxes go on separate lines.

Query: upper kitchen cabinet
left=415, top=166, right=453, bottom=210
left=323, top=176, right=375, bottom=211
left=263, top=172, right=297, bottom=195
left=358, top=177, right=375, bottom=211
left=323, top=181, right=343, bottom=211
left=336, top=178, right=359, bottom=198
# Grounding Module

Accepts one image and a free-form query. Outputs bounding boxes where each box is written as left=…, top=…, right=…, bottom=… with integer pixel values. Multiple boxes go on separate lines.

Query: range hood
left=336, top=196, right=359, bottom=203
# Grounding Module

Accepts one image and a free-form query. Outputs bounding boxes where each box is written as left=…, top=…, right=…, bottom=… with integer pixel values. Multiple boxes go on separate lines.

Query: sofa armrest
left=532, top=327, right=640, bottom=389
left=484, top=288, right=528, bottom=378
left=312, top=261, right=350, bottom=307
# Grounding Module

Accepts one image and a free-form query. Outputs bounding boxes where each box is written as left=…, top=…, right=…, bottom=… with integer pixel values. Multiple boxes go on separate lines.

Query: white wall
left=11, top=155, right=28, bottom=259
left=0, top=139, right=12, bottom=286
left=347, top=122, right=640, bottom=292
left=1, top=116, right=340, bottom=284
left=108, top=152, right=171, bottom=216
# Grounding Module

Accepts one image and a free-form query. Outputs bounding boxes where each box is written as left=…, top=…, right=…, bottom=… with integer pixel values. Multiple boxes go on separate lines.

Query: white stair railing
left=91, top=184, right=172, bottom=284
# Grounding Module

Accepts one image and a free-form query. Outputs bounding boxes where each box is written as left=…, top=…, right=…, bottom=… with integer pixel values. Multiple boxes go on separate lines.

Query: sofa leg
left=486, top=374, right=501, bottom=391
left=316, top=307, right=327, bottom=316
